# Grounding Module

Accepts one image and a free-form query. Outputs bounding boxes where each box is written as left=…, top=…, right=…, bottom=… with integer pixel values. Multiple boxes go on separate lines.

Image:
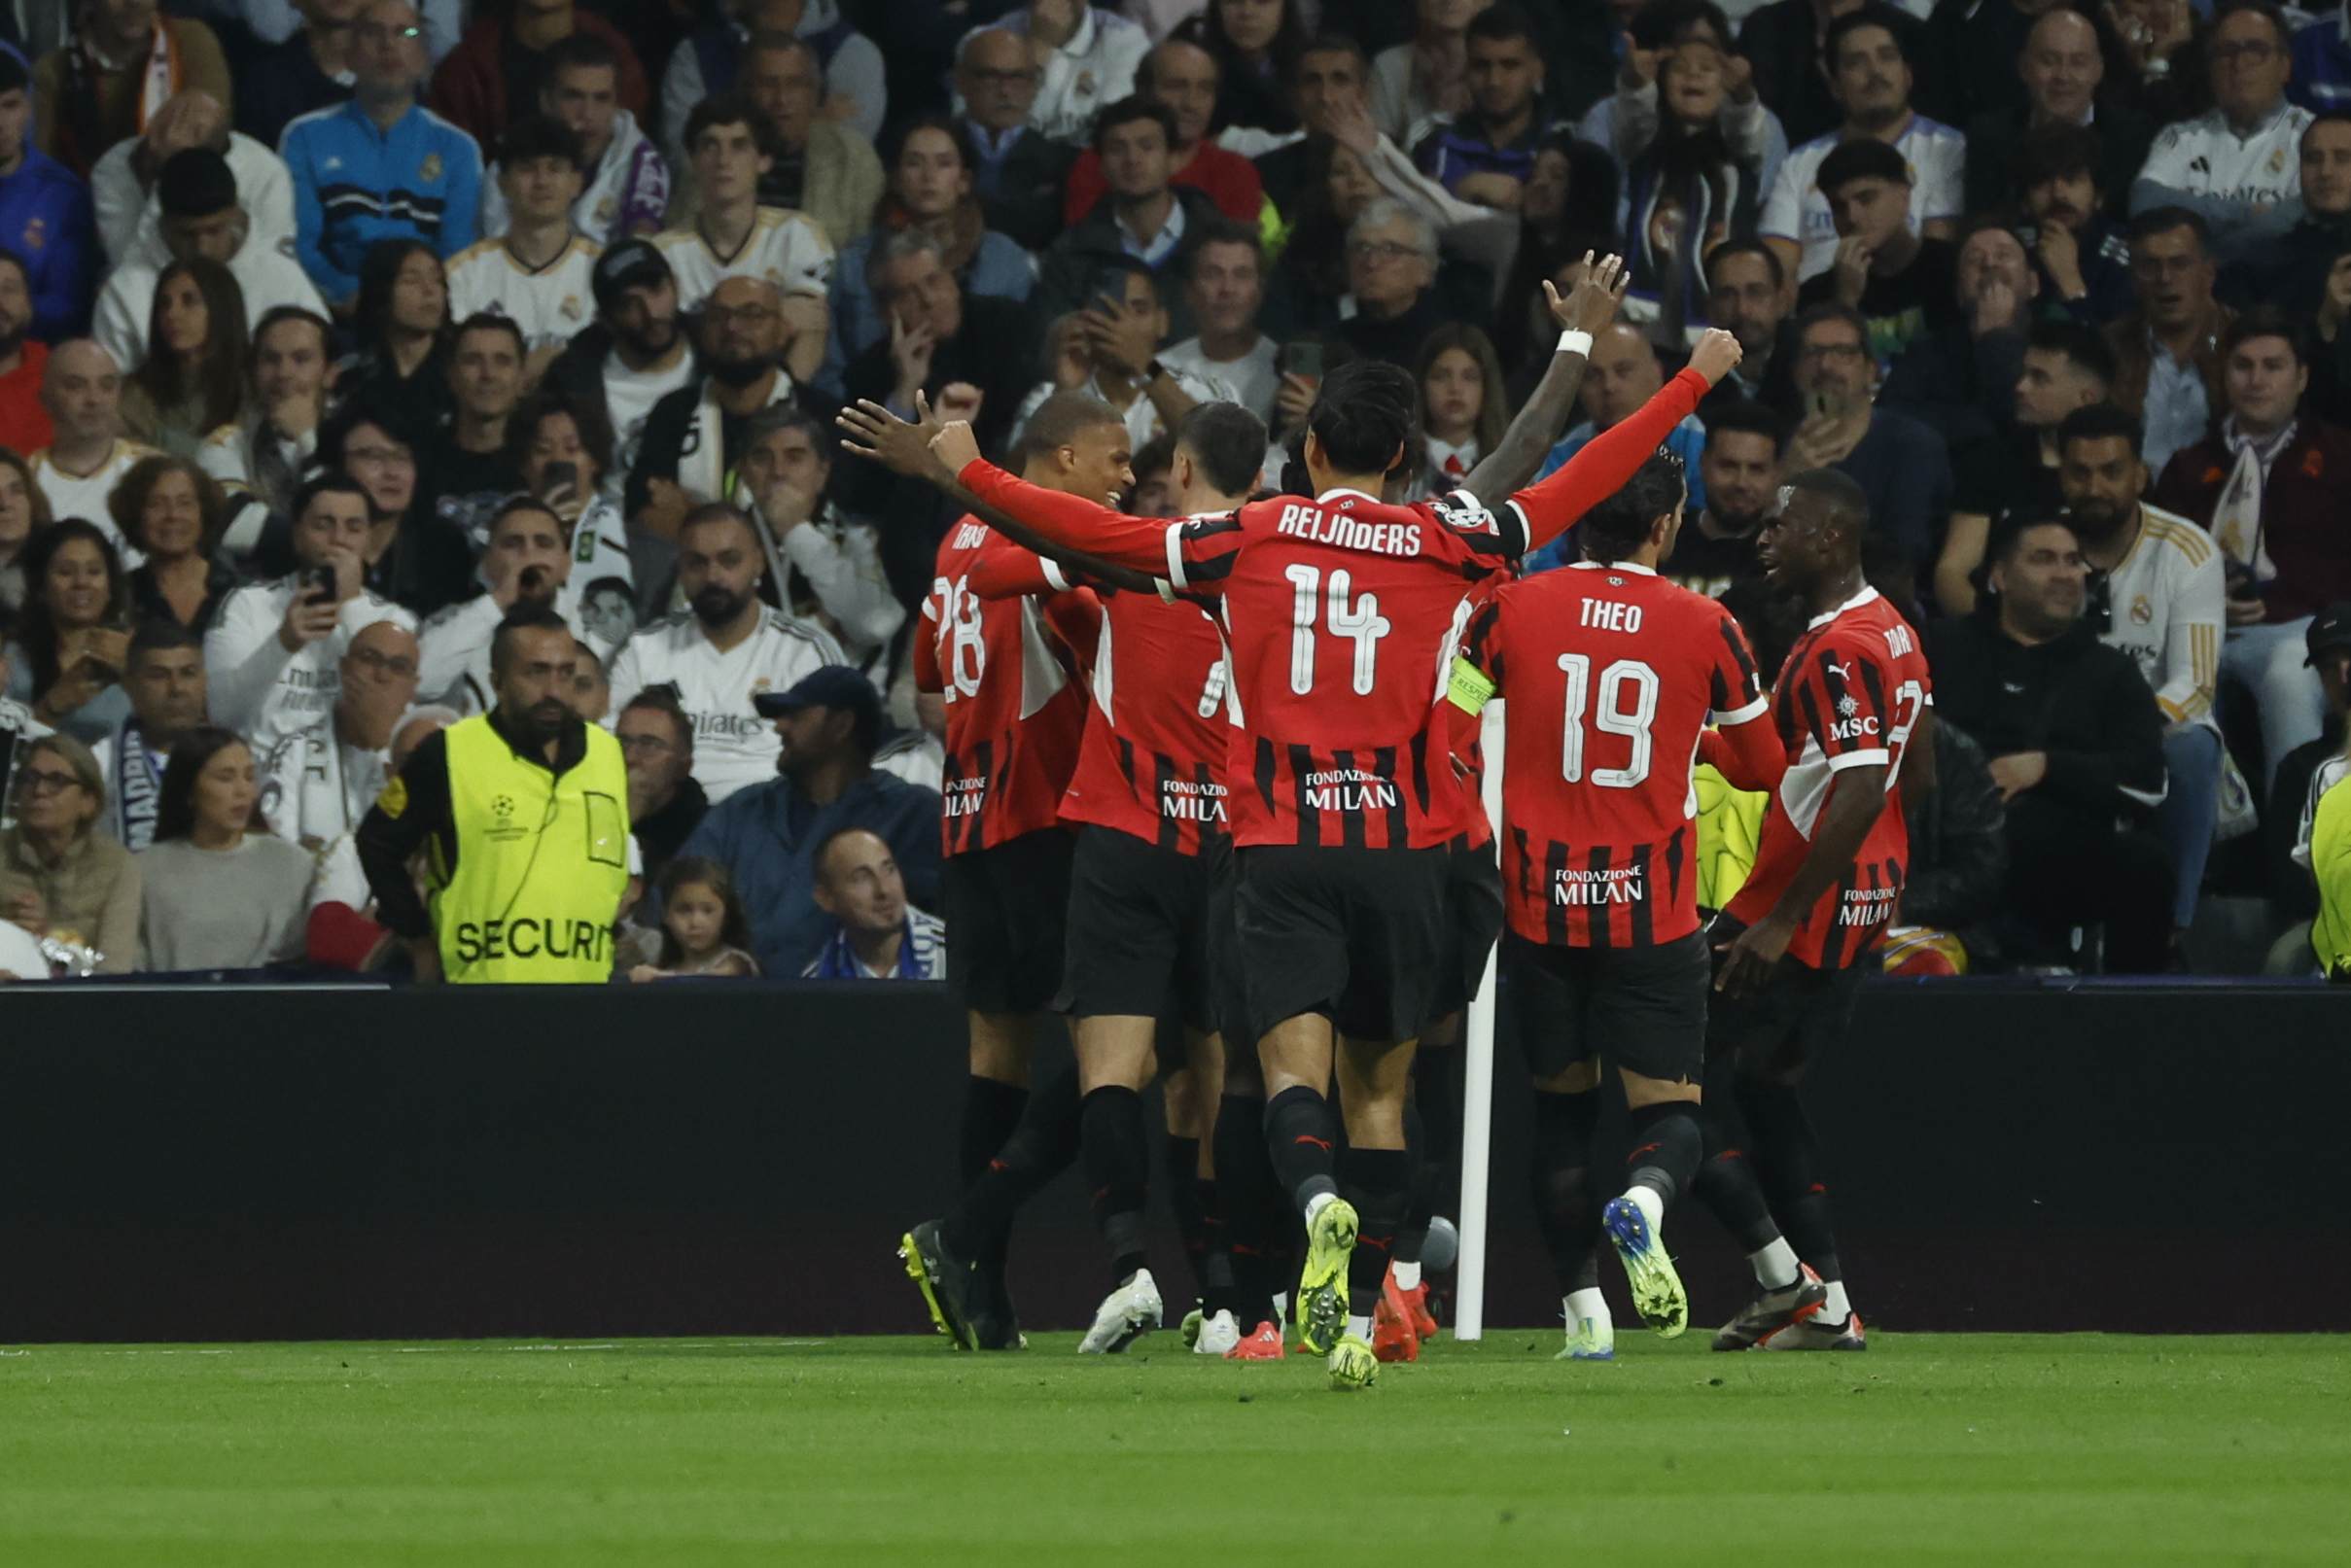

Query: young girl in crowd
left=1410, top=324, right=1507, bottom=498
left=629, top=856, right=760, bottom=981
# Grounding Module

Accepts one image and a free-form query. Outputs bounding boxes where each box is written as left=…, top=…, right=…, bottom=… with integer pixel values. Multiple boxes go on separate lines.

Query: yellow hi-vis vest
left=2310, top=778, right=2351, bottom=979
left=1693, top=762, right=1766, bottom=913
left=428, top=714, right=631, bottom=983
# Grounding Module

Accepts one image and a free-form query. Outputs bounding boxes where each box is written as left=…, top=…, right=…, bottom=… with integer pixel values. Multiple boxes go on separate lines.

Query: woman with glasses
left=0, top=734, right=142, bottom=974
left=135, top=725, right=313, bottom=972
left=3, top=520, right=135, bottom=747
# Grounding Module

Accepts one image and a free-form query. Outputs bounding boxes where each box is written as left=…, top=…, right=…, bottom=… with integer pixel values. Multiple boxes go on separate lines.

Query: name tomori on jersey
left=1275, top=503, right=1425, bottom=556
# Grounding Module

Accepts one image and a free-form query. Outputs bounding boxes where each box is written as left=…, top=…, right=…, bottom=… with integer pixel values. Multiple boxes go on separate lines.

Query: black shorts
left=1230, top=843, right=1453, bottom=1044
left=1704, top=915, right=1869, bottom=1078
left=1425, top=844, right=1504, bottom=1022
left=1057, top=824, right=1226, bottom=1032
left=942, top=826, right=1074, bottom=1013
left=1501, top=927, right=1709, bottom=1084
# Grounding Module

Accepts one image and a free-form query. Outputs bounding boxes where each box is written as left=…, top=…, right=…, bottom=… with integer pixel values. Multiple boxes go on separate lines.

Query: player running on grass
left=1693, top=469, right=1935, bottom=1352
left=863, top=301, right=1747, bottom=1395
left=1447, top=447, right=1779, bottom=1361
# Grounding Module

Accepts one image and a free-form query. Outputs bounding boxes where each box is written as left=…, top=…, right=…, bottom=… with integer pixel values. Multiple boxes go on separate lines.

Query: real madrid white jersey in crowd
left=652, top=207, right=835, bottom=312
left=93, top=128, right=298, bottom=269
left=1761, top=114, right=1966, bottom=281
left=603, top=606, right=849, bottom=803
left=478, top=109, right=672, bottom=246
left=443, top=235, right=604, bottom=350
left=954, top=6, right=1148, bottom=145
left=2094, top=504, right=2228, bottom=731
left=2134, top=102, right=2313, bottom=219
left=602, top=345, right=699, bottom=496
left=257, top=712, right=391, bottom=908
left=415, top=580, right=618, bottom=718
left=31, top=442, right=159, bottom=567
left=202, top=582, right=418, bottom=749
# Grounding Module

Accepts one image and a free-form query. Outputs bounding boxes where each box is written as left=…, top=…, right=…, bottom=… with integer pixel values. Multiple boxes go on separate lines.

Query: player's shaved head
left=1759, top=467, right=1869, bottom=599
left=1021, top=391, right=1125, bottom=458
left=1020, top=391, right=1134, bottom=502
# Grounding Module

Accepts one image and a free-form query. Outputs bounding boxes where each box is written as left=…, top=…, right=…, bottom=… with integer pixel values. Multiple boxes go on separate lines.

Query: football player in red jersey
left=1698, top=468, right=1936, bottom=1353
left=1449, top=446, right=1781, bottom=1361
left=892, top=311, right=1747, bottom=1390
left=895, top=393, right=1135, bottom=1351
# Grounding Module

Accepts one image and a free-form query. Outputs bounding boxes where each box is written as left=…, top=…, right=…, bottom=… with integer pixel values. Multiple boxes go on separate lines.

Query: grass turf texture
left=0, top=1332, right=2344, bottom=1565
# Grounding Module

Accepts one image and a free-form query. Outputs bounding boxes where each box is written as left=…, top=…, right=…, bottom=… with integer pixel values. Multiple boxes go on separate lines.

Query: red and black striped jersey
left=1455, top=561, right=1773, bottom=947
left=913, top=517, right=1088, bottom=855
left=1727, top=586, right=1933, bottom=968
left=955, top=367, right=1713, bottom=852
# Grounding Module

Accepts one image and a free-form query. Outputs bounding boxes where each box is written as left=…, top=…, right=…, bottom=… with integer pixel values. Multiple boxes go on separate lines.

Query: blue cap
left=752, top=664, right=880, bottom=719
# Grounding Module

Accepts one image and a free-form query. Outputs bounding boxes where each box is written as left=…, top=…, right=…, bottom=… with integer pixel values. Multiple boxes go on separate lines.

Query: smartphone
left=300, top=563, right=336, bottom=605
left=541, top=460, right=578, bottom=497
left=1089, top=266, right=1131, bottom=314
left=1281, top=341, right=1323, bottom=381
left=2015, top=223, right=2039, bottom=249
left=1806, top=389, right=1845, bottom=424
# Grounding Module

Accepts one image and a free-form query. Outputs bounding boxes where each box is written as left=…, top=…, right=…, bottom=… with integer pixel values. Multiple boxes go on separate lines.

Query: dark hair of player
left=1307, top=360, right=1418, bottom=476
left=1021, top=391, right=1127, bottom=460
left=1175, top=401, right=1271, bottom=498
left=2053, top=401, right=2143, bottom=458
left=1579, top=449, right=1688, bottom=564
left=490, top=602, right=573, bottom=675
left=1784, top=466, right=1872, bottom=548
left=2028, top=319, right=2118, bottom=386
left=1702, top=398, right=1787, bottom=451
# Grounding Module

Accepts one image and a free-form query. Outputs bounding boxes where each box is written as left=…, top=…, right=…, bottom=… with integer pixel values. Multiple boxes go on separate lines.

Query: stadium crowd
left=1, top=0, right=2350, bottom=981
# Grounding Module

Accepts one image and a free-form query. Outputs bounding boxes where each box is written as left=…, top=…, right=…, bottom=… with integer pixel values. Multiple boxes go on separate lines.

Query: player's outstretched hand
left=837, top=393, right=946, bottom=477
left=930, top=420, right=983, bottom=475
left=1548, top=252, right=1628, bottom=337
left=1688, top=328, right=1744, bottom=388
left=1713, top=912, right=1792, bottom=998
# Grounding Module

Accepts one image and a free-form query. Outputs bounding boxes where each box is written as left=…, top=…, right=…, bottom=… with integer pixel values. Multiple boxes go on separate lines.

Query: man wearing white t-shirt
left=1759, top=6, right=1964, bottom=284
left=257, top=617, right=421, bottom=909
left=482, top=31, right=669, bottom=245
left=653, top=96, right=832, bottom=383
left=2131, top=2, right=2310, bottom=254
left=1159, top=221, right=1281, bottom=421
left=604, top=502, right=849, bottom=801
left=444, top=116, right=603, bottom=376
left=91, top=96, right=298, bottom=269
left=416, top=497, right=618, bottom=715
left=205, top=471, right=419, bottom=746
left=545, top=239, right=699, bottom=505
left=30, top=342, right=157, bottom=563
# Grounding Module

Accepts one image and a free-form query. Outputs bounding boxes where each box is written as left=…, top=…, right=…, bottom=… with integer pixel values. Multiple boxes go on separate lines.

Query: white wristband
left=1557, top=330, right=1593, bottom=357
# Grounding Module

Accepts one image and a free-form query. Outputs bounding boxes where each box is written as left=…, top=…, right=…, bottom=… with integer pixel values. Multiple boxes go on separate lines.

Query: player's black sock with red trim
left=959, top=1074, right=1029, bottom=1187
left=1530, top=1088, right=1602, bottom=1294
left=1691, top=1051, right=1788, bottom=1261
left=1340, top=1145, right=1411, bottom=1321
left=1392, top=1096, right=1430, bottom=1272
left=1735, top=1075, right=1842, bottom=1288
left=1263, top=1085, right=1340, bottom=1211
left=1215, top=1092, right=1280, bottom=1329
left=1624, top=1099, right=1702, bottom=1205
left=943, top=1064, right=1083, bottom=1267
left=1080, top=1085, right=1151, bottom=1283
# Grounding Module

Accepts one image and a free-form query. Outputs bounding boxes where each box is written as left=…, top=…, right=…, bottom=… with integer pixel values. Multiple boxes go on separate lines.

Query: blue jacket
left=679, top=767, right=943, bottom=978
left=281, top=99, right=481, bottom=305
left=0, top=149, right=95, bottom=341
left=1526, top=414, right=1710, bottom=575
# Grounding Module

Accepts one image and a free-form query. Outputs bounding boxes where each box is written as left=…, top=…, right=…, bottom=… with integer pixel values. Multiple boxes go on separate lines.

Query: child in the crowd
left=628, top=855, right=760, bottom=980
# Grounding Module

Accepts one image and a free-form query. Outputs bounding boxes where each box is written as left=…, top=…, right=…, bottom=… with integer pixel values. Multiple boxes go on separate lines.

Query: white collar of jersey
left=1567, top=560, right=1656, bottom=575
left=1807, top=584, right=1880, bottom=629
left=1314, top=486, right=1381, bottom=505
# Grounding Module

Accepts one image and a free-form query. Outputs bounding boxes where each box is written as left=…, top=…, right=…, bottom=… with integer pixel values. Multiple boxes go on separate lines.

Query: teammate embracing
left=1448, top=448, right=1780, bottom=1361
left=1699, top=469, right=1935, bottom=1352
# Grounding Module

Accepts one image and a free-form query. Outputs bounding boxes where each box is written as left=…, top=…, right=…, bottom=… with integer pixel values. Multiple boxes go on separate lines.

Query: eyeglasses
left=355, top=22, right=423, bottom=44
left=344, top=443, right=414, bottom=467
left=349, top=645, right=419, bottom=679
left=1797, top=341, right=1868, bottom=362
left=617, top=732, right=677, bottom=754
left=15, top=767, right=81, bottom=796
left=1350, top=240, right=1422, bottom=262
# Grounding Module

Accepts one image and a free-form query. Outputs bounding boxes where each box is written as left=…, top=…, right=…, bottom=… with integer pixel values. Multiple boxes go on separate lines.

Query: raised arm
left=952, top=447, right=1181, bottom=581
left=1505, top=328, right=1742, bottom=554
left=1462, top=257, right=1627, bottom=507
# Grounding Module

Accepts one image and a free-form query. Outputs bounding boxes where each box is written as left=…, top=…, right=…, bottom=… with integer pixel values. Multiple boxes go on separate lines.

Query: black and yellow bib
left=428, top=714, right=631, bottom=983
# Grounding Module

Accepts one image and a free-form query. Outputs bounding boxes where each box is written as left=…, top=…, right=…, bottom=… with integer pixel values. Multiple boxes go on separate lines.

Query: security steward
left=357, top=596, right=634, bottom=982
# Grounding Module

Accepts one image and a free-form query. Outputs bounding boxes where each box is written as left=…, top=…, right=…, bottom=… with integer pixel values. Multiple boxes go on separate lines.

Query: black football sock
left=1340, top=1146, right=1411, bottom=1320
left=1080, top=1084, right=1151, bottom=1283
left=1263, top=1084, right=1340, bottom=1212
left=943, top=1063, right=1082, bottom=1266
left=1215, top=1092, right=1279, bottom=1328
left=1623, top=1099, right=1703, bottom=1206
left=1163, top=1134, right=1210, bottom=1297
left=1736, top=1075, right=1842, bottom=1285
left=1413, top=1047, right=1463, bottom=1214
left=959, top=1073, right=1029, bottom=1188
left=1530, top=1087, right=1603, bottom=1295
left=1691, top=1046, right=1787, bottom=1260
left=1392, top=1097, right=1430, bottom=1269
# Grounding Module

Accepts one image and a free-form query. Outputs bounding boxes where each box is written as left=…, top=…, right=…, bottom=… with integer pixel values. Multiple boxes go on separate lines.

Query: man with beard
left=627, top=275, right=809, bottom=542
left=2018, top=123, right=2135, bottom=326
left=1924, top=515, right=2172, bottom=971
left=546, top=239, right=698, bottom=508
left=90, top=623, right=209, bottom=851
left=1667, top=401, right=1783, bottom=608
left=2056, top=401, right=2227, bottom=948
left=358, top=603, right=636, bottom=984
left=604, top=502, right=849, bottom=803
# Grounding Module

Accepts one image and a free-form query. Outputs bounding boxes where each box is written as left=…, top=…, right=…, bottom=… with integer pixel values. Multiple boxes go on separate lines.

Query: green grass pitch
left=0, top=1332, right=2344, bottom=1565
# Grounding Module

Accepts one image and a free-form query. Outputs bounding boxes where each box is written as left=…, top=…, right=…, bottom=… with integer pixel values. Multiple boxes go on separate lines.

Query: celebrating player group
left=839, top=251, right=1932, bottom=1392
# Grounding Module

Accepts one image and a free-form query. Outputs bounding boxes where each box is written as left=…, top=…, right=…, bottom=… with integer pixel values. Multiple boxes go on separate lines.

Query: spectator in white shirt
left=203, top=470, right=418, bottom=746
left=444, top=117, right=603, bottom=378
left=604, top=502, right=850, bottom=802
left=963, top=0, right=1150, bottom=146
left=256, top=615, right=419, bottom=907
left=29, top=342, right=158, bottom=564
left=93, top=148, right=331, bottom=379
left=197, top=305, right=335, bottom=547
left=414, top=496, right=616, bottom=715
left=542, top=239, right=698, bottom=514
left=483, top=31, right=669, bottom=245
left=730, top=404, right=904, bottom=683
left=2131, top=0, right=2312, bottom=255
left=91, top=91, right=298, bottom=270
left=1759, top=3, right=1965, bottom=285
left=1159, top=218, right=1281, bottom=421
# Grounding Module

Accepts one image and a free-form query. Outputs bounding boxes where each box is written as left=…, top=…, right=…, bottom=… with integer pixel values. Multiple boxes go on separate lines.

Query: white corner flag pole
left=1454, top=700, right=1506, bottom=1342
